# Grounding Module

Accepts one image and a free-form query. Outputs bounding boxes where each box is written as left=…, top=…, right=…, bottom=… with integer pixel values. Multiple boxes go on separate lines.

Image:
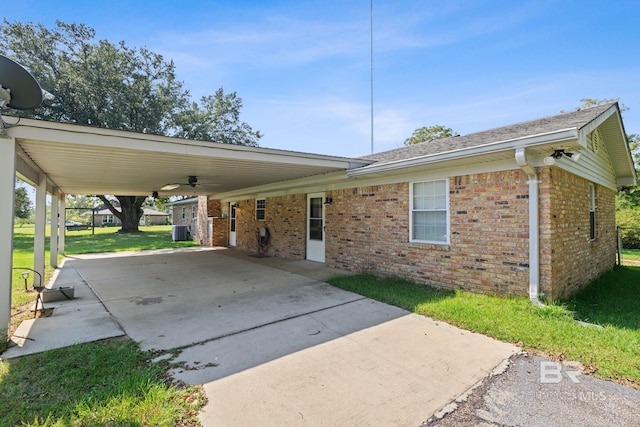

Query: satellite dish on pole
left=0, top=54, right=48, bottom=110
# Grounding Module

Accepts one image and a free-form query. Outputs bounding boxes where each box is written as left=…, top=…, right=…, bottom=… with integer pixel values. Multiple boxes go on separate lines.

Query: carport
left=1, top=115, right=371, bottom=341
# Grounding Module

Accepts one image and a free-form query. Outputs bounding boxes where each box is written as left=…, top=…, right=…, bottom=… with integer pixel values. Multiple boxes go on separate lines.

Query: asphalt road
left=425, top=353, right=640, bottom=427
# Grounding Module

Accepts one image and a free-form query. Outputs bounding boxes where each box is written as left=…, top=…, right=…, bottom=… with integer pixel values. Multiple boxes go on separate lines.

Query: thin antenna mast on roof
left=370, top=0, right=374, bottom=154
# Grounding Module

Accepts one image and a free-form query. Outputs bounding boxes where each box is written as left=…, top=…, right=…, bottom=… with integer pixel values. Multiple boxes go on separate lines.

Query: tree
left=1, top=20, right=261, bottom=232
left=14, top=186, right=32, bottom=219
left=404, top=125, right=456, bottom=146
left=172, top=88, right=262, bottom=146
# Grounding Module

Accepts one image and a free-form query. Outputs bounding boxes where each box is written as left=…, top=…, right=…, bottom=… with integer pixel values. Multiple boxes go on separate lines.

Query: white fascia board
left=213, top=171, right=350, bottom=201
left=347, top=129, right=579, bottom=177
left=165, top=197, right=199, bottom=207
left=576, top=104, right=617, bottom=143
left=15, top=143, right=42, bottom=185
left=5, top=117, right=370, bottom=170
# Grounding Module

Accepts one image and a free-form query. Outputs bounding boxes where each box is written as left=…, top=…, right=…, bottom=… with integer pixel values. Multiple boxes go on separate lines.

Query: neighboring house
left=89, top=206, right=169, bottom=226
left=166, top=197, right=199, bottom=240
left=197, top=103, right=636, bottom=300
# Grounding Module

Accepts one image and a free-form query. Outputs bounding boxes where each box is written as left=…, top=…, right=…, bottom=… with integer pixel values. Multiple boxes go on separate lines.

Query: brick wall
left=172, top=202, right=197, bottom=241
left=234, top=195, right=307, bottom=258
left=228, top=168, right=616, bottom=298
left=211, top=217, right=228, bottom=246
left=325, top=172, right=532, bottom=295
left=540, top=168, right=616, bottom=299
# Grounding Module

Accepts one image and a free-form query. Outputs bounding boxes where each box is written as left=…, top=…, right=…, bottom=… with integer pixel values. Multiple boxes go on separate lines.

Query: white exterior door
left=229, top=202, right=237, bottom=246
left=306, top=193, right=325, bottom=262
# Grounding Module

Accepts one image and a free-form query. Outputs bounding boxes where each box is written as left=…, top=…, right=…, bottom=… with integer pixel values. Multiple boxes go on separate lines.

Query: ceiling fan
left=160, top=176, right=219, bottom=191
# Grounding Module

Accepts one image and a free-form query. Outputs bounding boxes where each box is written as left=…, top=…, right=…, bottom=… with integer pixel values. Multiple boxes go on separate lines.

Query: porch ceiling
left=6, top=117, right=370, bottom=197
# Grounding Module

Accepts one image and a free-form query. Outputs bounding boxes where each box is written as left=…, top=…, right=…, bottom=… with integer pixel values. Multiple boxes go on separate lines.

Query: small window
left=191, top=205, right=196, bottom=220
left=411, top=180, right=449, bottom=243
left=102, top=215, right=114, bottom=224
left=181, top=207, right=186, bottom=220
left=589, top=183, right=596, bottom=240
left=256, top=199, right=266, bottom=221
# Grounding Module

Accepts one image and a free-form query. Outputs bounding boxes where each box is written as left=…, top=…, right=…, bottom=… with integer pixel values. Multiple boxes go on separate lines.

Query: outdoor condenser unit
left=172, top=225, right=190, bottom=241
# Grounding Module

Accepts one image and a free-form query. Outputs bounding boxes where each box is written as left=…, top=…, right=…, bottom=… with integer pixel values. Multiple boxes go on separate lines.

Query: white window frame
left=181, top=207, right=186, bottom=220
left=256, top=198, right=266, bottom=221
left=102, top=214, right=114, bottom=224
left=410, top=179, right=450, bottom=244
left=191, top=205, right=196, bottom=220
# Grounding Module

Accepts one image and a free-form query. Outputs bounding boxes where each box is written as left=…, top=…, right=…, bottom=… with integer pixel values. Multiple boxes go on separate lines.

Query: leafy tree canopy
left=14, top=186, right=32, bottom=219
left=404, top=125, right=456, bottom=146
left=1, top=20, right=262, bottom=231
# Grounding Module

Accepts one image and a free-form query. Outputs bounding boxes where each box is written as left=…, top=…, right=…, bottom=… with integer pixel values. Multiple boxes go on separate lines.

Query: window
left=181, top=207, right=186, bottom=220
left=191, top=205, right=196, bottom=220
left=256, top=199, right=266, bottom=221
left=411, top=180, right=449, bottom=243
left=589, top=183, right=596, bottom=240
left=102, top=215, right=114, bottom=224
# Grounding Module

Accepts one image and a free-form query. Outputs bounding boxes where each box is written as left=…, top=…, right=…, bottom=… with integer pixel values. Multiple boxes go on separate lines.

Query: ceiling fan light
left=160, top=183, right=180, bottom=191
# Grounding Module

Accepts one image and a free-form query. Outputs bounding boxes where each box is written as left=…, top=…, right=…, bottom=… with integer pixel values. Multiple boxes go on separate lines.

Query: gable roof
left=362, top=103, right=614, bottom=164
left=90, top=207, right=168, bottom=216
left=349, top=103, right=636, bottom=186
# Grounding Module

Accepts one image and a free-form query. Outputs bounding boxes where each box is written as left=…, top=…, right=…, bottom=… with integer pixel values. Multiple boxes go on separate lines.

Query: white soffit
left=7, top=117, right=370, bottom=196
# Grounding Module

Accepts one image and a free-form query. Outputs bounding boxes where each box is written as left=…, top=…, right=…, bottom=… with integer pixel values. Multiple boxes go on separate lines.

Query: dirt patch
left=9, top=302, right=52, bottom=336
left=132, top=296, right=163, bottom=306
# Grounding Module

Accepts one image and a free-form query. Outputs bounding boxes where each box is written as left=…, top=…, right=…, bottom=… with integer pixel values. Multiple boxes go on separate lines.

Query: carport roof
left=5, top=117, right=372, bottom=197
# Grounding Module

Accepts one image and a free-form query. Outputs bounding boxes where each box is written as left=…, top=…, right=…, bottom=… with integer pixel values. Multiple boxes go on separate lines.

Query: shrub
left=617, top=208, right=640, bottom=249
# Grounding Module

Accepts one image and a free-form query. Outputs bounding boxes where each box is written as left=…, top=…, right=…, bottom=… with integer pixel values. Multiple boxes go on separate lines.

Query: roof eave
left=347, top=129, right=579, bottom=177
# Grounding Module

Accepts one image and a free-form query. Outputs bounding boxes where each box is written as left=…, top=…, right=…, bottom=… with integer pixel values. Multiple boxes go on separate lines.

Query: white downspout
left=515, top=147, right=544, bottom=306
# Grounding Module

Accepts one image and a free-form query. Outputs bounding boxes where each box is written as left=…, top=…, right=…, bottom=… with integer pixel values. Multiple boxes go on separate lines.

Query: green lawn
left=621, top=248, right=640, bottom=261
left=3, top=225, right=202, bottom=426
left=0, top=339, right=205, bottom=426
left=329, top=267, right=640, bottom=390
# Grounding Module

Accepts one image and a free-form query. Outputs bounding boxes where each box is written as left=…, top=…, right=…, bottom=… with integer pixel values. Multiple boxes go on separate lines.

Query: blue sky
left=5, top=0, right=640, bottom=157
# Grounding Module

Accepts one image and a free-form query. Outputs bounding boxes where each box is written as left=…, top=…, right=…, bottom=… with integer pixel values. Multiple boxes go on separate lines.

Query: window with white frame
left=411, top=180, right=449, bottom=243
left=102, top=214, right=114, bottom=224
left=181, top=207, right=186, bottom=220
left=191, top=205, right=196, bottom=219
left=256, top=199, right=266, bottom=221
left=589, top=183, right=596, bottom=240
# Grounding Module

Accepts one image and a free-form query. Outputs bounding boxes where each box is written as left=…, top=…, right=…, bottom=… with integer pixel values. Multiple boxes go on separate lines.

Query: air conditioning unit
left=172, top=225, right=190, bottom=241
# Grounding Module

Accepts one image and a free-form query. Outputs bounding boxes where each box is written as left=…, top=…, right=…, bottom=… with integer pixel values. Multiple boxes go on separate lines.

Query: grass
left=62, top=225, right=198, bottom=254
left=0, top=338, right=205, bottom=426
left=4, top=225, right=202, bottom=426
left=621, top=248, right=640, bottom=261
left=329, top=267, right=640, bottom=389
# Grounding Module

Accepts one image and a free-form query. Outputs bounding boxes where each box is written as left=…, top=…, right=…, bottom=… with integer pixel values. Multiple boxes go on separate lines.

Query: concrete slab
left=70, top=249, right=362, bottom=351
left=191, top=301, right=516, bottom=426
left=5, top=247, right=519, bottom=426
left=2, top=259, right=124, bottom=359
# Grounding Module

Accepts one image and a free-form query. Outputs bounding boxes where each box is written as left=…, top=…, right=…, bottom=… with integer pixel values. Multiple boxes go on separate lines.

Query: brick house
left=167, top=197, right=199, bottom=239
left=89, top=205, right=169, bottom=226
left=197, top=103, right=636, bottom=300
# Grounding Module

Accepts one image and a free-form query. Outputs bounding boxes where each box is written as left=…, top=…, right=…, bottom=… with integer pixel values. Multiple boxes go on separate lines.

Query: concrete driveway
left=8, top=247, right=518, bottom=426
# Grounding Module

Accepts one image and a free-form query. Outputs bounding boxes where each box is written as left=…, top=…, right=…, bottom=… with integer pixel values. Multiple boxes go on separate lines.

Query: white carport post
left=33, top=174, right=47, bottom=285
left=50, top=188, right=59, bottom=268
left=59, top=194, right=66, bottom=255
left=0, top=136, right=16, bottom=344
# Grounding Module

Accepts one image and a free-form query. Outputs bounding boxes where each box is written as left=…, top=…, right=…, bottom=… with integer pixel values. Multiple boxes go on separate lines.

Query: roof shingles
left=362, top=103, right=616, bottom=164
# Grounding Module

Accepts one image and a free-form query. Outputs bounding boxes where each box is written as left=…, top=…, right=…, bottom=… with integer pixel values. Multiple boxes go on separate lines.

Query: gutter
left=515, top=147, right=544, bottom=307
left=348, top=128, right=578, bottom=178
